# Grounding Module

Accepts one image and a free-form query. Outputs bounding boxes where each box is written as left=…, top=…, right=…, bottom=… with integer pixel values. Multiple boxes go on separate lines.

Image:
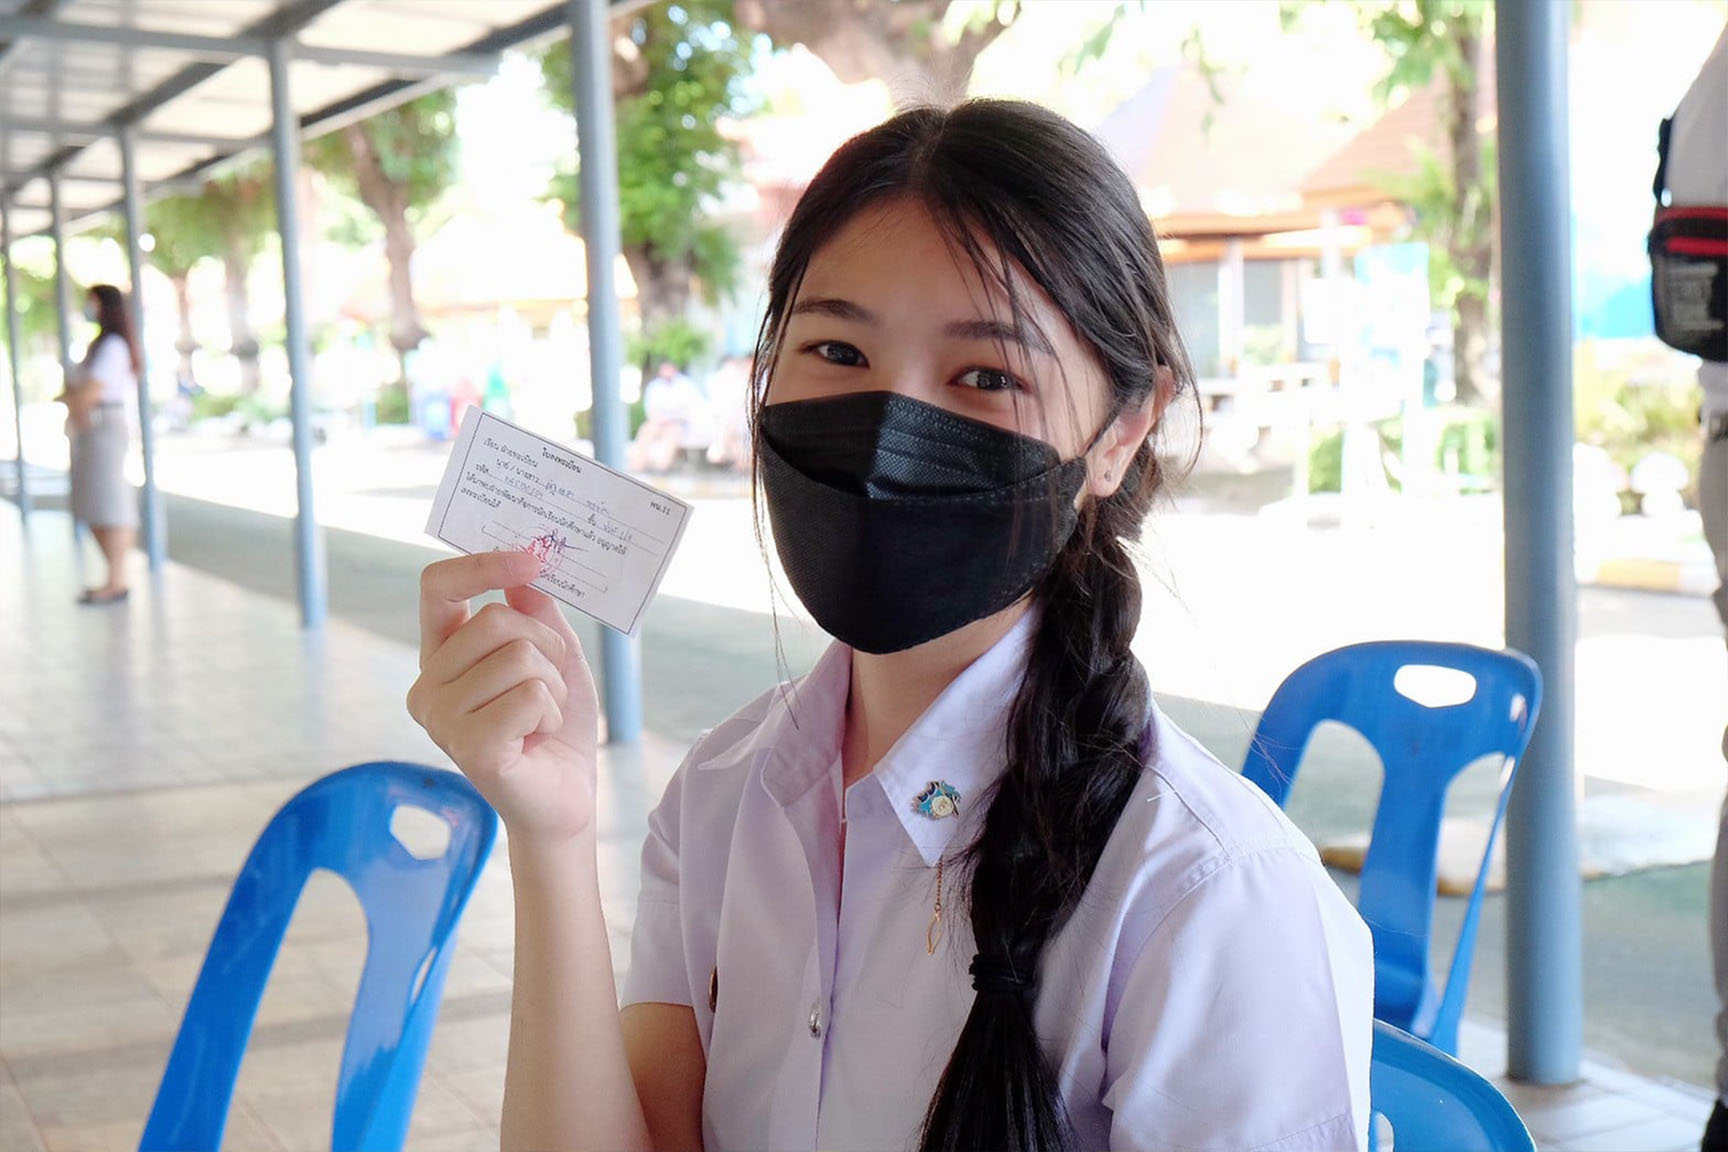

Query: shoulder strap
left=1654, top=116, right=1673, bottom=204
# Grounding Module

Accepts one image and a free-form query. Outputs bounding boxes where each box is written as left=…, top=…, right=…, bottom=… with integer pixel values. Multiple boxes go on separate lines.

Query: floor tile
left=1524, top=1090, right=1669, bottom=1142
left=0, top=1067, right=49, bottom=1152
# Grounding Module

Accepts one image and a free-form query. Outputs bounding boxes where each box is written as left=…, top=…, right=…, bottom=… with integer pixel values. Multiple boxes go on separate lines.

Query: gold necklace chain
left=927, top=854, right=945, bottom=955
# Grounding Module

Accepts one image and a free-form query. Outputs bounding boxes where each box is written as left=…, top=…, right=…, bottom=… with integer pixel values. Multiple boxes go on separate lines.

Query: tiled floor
left=0, top=499, right=1715, bottom=1150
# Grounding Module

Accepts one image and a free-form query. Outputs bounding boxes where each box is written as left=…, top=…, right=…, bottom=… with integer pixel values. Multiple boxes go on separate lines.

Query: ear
left=1087, top=366, right=1174, bottom=498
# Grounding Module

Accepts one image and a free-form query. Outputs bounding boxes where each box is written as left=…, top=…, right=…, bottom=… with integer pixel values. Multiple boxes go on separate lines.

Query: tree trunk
left=221, top=243, right=260, bottom=395
left=343, top=123, right=428, bottom=374
left=622, top=243, right=700, bottom=393
left=729, top=0, right=1016, bottom=107
left=623, top=244, right=695, bottom=335
left=1446, top=28, right=1493, bottom=407
left=171, top=275, right=197, bottom=388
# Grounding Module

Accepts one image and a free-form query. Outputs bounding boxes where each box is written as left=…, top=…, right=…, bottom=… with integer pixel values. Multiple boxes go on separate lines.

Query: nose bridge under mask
left=761, top=391, right=1070, bottom=498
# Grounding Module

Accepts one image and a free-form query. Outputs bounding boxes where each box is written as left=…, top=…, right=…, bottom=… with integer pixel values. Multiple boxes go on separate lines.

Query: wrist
left=506, top=822, right=600, bottom=879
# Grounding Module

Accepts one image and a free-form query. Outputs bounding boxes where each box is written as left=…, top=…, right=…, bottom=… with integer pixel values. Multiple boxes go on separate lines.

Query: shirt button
left=808, top=1000, right=823, bottom=1037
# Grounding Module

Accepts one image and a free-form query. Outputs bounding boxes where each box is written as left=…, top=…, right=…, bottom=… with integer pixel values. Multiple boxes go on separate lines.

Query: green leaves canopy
left=542, top=0, right=757, bottom=305
left=310, top=90, right=459, bottom=218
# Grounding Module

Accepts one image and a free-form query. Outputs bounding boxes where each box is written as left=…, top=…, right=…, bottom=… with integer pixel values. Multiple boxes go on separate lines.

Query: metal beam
left=6, top=117, right=253, bottom=149
left=1497, top=0, right=1582, bottom=1085
left=0, top=14, right=263, bottom=61
left=1, top=172, right=119, bottom=188
left=290, top=42, right=499, bottom=77
left=0, top=15, right=499, bottom=76
left=267, top=38, right=325, bottom=630
left=47, top=171, right=73, bottom=381
left=0, top=0, right=69, bottom=85
left=568, top=0, right=641, bottom=744
left=1, top=201, right=30, bottom=516
left=119, top=128, right=164, bottom=572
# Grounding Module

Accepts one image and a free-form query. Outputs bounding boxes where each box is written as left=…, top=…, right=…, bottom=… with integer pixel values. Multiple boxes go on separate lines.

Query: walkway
left=0, top=497, right=1715, bottom=1150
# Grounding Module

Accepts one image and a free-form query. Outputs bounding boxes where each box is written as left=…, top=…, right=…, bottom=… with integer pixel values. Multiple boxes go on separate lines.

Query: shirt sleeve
left=620, top=759, right=694, bottom=1009
left=1103, top=845, right=1374, bottom=1152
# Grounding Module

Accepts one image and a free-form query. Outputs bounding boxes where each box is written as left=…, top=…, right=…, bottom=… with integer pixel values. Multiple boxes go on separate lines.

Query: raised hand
left=408, top=550, right=601, bottom=843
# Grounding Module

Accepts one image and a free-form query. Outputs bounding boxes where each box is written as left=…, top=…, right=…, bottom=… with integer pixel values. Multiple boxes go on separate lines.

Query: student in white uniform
left=410, top=101, right=1373, bottom=1151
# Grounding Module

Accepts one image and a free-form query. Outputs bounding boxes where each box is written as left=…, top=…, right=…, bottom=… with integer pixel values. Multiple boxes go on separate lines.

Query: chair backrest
left=140, top=761, right=498, bottom=1152
left=1240, top=641, right=1541, bottom=1053
left=1369, top=1022, right=1535, bottom=1152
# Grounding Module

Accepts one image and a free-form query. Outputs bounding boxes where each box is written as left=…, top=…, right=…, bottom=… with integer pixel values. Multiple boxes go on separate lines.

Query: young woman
left=58, top=283, right=142, bottom=604
left=410, top=100, right=1372, bottom=1151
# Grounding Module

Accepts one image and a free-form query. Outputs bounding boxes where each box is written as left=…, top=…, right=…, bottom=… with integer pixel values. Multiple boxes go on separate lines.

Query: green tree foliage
left=542, top=0, right=755, bottom=353
left=0, top=256, right=58, bottom=353
left=309, top=91, right=460, bottom=362
left=1284, top=0, right=1496, bottom=406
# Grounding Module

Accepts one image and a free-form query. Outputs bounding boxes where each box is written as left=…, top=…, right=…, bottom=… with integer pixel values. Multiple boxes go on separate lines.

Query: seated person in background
left=628, top=360, right=706, bottom=474
left=704, top=355, right=754, bottom=473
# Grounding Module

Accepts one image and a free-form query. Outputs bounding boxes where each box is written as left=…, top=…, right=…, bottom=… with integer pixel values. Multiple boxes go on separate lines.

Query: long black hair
left=86, top=283, right=143, bottom=377
left=749, top=100, right=1196, bottom=1151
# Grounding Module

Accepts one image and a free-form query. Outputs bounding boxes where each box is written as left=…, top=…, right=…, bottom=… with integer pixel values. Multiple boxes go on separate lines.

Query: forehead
left=796, top=199, right=1057, bottom=328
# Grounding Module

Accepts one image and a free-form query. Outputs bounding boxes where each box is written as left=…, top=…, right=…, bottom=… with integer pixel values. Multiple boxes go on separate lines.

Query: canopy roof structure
left=0, top=0, right=613, bottom=237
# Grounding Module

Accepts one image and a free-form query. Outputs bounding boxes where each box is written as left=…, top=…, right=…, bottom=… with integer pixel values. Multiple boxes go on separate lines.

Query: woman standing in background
left=58, top=283, right=141, bottom=604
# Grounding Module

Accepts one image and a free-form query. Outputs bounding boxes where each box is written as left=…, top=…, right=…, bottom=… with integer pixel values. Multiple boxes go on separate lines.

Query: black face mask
left=759, top=391, right=1088, bottom=654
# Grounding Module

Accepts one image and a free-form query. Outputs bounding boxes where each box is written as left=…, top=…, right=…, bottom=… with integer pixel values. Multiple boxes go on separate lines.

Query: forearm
left=501, top=831, right=653, bottom=1152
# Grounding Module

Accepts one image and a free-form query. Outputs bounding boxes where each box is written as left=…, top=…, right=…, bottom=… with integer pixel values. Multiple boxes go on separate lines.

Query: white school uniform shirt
left=623, top=612, right=1373, bottom=1151
left=83, top=333, right=138, bottom=405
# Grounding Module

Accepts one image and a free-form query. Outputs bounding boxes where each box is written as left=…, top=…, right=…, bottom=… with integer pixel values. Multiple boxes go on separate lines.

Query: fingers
left=419, top=550, right=543, bottom=666
left=434, top=681, right=564, bottom=779
left=422, top=635, right=567, bottom=727
left=420, top=600, right=568, bottom=690
left=503, top=583, right=583, bottom=661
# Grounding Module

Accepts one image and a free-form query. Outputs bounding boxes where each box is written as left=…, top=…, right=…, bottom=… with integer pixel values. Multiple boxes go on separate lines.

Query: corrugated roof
left=0, top=0, right=645, bottom=238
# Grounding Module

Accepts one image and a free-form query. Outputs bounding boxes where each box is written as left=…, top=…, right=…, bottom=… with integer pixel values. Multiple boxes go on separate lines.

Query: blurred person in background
left=1663, top=21, right=1728, bottom=1152
left=56, top=283, right=141, bottom=605
left=628, top=360, right=707, bottom=474
left=704, top=354, right=754, bottom=473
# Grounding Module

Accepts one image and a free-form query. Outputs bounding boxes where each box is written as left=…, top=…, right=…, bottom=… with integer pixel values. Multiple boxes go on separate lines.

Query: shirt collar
left=696, top=636, right=851, bottom=806
left=695, top=609, right=1038, bottom=860
left=870, top=608, right=1038, bottom=868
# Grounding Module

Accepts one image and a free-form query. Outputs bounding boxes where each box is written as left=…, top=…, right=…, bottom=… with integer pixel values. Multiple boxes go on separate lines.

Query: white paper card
left=426, top=408, right=692, bottom=635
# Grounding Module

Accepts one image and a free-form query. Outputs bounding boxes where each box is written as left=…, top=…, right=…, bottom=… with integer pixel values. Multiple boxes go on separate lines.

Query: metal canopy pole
left=266, top=38, right=326, bottom=629
left=47, top=171, right=74, bottom=383
left=1, top=201, right=29, bottom=515
left=568, top=0, right=641, bottom=744
left=1497, top=0, right=1581, bottom=1084
left=119, top=127, right=164, bottom=570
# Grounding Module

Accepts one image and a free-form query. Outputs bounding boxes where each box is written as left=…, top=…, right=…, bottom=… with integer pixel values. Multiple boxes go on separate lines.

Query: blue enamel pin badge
left=914, top=781, right=961, bottom=820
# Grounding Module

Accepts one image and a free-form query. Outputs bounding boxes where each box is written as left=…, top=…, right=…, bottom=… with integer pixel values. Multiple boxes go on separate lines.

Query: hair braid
left=918, top=462, right=1156, bottom=1152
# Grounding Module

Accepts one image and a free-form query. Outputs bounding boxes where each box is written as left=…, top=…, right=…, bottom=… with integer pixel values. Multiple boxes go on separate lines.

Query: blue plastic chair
left=140, top=761, right=498, bottom=1152
left=1241, top=641, right=1541, bottom=1055
left=1369, top=1021, right=1536, bottom=1151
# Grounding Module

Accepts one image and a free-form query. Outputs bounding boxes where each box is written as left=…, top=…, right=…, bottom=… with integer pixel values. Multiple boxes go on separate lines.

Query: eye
left=803, top=340, right=867, bottom=367
left=955, top=367, right=1021, bottom=392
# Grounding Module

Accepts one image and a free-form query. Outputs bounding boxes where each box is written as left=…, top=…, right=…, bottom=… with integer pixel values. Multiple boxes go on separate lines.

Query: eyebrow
left=790, top=296, right=1055, bottom=356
